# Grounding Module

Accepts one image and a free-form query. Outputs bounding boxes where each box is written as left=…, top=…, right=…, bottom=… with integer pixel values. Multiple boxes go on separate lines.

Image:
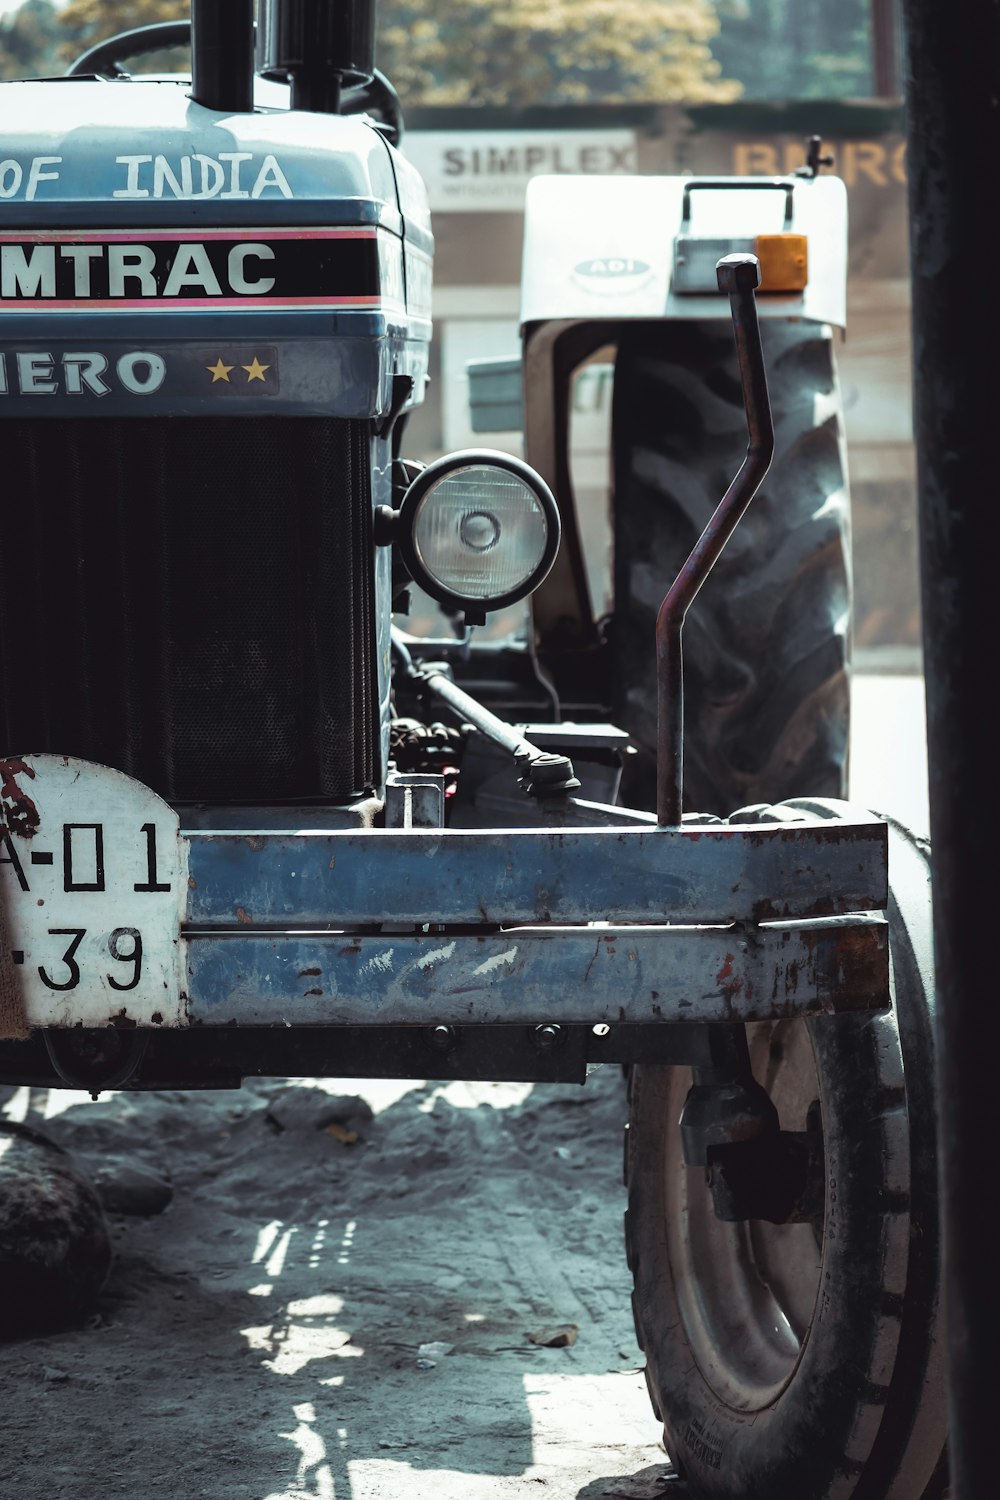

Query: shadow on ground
left=1, top=1067, right=665, bottom=1499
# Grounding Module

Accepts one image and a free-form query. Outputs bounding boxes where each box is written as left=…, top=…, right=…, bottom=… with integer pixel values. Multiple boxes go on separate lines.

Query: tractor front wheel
left=625, top=811, right=946, bottom=1499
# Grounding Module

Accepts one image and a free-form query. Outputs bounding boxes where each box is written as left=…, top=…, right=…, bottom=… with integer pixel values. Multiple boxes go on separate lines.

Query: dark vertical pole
left=901, top=3, right=1000, bottom=1496
left=871, top=0, right=901, bottom=97
left=190, top=0, right=255, bottom=114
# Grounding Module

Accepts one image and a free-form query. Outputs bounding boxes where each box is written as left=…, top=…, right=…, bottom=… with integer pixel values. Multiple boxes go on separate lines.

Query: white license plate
left=1, top=755, right=186, bottom=1027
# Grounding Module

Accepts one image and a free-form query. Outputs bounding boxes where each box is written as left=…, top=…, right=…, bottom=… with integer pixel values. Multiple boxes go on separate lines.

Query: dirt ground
left=0, top=1065, right=677, bottom=1500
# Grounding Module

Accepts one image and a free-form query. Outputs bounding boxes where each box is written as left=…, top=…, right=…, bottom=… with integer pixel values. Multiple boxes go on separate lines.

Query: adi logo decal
left=571, top=257, right=655, bottom=298
left=574, top=257, right=652, bottom=279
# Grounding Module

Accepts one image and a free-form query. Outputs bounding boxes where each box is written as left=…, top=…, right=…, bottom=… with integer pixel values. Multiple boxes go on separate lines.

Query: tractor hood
left=0, top=78, right=433, bottom=227
left=0, top=78, right=432, bottom=418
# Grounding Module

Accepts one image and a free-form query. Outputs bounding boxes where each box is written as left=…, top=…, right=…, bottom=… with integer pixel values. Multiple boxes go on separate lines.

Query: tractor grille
left=1, top=416, right=376, bottom=804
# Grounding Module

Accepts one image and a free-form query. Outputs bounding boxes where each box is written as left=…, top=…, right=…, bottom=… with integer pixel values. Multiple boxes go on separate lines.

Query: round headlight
left=397, top=450, right=560, bottom=615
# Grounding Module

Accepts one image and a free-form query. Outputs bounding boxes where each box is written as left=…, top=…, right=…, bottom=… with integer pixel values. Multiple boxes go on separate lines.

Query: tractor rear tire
left=624, top=809, right=947, bottom=1500
left=612, top=319, right=851, bottom=817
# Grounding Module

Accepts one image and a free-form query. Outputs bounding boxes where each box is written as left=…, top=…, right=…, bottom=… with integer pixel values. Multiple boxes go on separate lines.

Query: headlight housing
left=395, top=450, right=560, bottom=616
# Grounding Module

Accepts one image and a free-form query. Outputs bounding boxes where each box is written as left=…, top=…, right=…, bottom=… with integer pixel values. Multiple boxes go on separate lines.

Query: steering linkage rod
left=656, top=254, right=775, bottom=826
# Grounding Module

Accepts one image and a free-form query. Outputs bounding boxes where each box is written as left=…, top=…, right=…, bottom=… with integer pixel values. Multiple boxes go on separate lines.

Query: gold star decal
left=243, top=357, right=270, bottom=382
left=207, top=358, right=233, bottom=383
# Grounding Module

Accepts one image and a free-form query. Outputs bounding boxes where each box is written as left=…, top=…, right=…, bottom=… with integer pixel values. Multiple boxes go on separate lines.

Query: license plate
left=1, top=755, right=186, bottom=1027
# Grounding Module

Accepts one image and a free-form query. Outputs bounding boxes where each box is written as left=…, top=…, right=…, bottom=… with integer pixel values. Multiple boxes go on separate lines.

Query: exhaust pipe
left=258, top=0, right=377, bottom=114
left=191, top=0, right=255, bottom=114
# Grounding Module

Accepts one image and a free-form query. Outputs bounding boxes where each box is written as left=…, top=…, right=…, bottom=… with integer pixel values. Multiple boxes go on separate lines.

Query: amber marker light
left=754, top=233, right=809, bottom=292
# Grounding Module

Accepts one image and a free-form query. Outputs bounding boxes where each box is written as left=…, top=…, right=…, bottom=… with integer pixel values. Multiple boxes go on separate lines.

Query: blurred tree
left=0, top=0, right=80, bottom=79
left=1, top=0, right=886, bottom=107
left=4, top=0, right=741, bottom=103
left=709, top=0, right=875, bottom=100
left=48, top=0, right=739, bottom=104
left=60, top=0, right=186, bottom=28
left=379, top=0, right=741, bottom=105
left=58, top=0, right=186, bottom=72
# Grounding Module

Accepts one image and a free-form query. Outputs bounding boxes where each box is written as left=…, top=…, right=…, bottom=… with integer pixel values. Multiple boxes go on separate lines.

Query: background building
left=402, top=99, right=915, bottom=660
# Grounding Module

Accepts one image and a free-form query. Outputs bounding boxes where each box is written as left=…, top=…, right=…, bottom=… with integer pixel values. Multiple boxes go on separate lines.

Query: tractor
left=0, top=3, right=945, bottom=1495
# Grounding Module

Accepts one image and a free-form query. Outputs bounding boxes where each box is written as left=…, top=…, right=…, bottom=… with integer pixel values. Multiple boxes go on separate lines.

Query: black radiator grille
left=1, top=416, right=376, bottom=804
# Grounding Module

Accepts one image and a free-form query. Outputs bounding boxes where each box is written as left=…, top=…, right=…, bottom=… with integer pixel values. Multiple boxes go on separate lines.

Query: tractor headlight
left=396, top=451, right=560, bottom=615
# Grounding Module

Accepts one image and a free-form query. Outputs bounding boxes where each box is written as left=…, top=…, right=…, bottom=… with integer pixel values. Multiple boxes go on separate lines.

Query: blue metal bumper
left=1, top=756, right=888, bottom=1036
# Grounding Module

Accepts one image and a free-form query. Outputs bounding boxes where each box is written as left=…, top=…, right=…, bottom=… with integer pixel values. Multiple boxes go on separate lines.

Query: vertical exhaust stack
left=258, top=0, right=376, bottom=114
left=191, top=0, right=255, bottom=113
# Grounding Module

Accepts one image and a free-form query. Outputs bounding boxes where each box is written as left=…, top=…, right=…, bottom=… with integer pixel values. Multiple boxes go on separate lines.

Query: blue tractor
left=0, top=4, right=946, bottom=1495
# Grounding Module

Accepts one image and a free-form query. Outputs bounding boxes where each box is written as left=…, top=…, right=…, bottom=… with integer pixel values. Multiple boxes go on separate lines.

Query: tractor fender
left=520, top=172, right=847, bottom=329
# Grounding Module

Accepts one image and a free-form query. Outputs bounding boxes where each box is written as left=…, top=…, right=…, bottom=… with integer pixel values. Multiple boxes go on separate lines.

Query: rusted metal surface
left=383, top=772, right=446, bottom=829
left=184, top=817, right=887, bottom=929
left=185, top=915, right=887, bottom=1027
left=2, top=756, right=889, bottom=1034
left=656, top=256, right=775, bottom=825
left=0, top=757, right=40, bottom=839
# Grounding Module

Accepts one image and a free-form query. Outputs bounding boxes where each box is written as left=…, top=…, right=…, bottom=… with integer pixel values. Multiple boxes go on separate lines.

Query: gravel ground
left=1, top=1066, right=673, bottom=1500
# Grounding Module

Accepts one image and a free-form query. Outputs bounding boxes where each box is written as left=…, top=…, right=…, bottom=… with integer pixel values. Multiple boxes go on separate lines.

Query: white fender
left=520, top=173, right=847, bottom=329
